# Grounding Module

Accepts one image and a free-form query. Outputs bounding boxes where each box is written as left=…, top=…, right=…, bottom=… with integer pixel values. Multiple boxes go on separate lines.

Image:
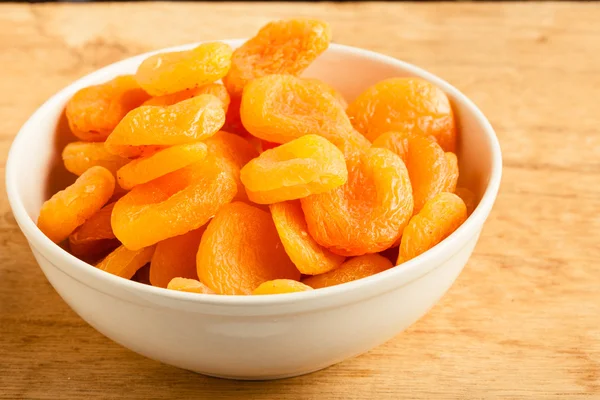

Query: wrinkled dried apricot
left=302, top=254, right=392, bottom=289
left=143, top=83, right=230, bottom=112
left=253, top=279, right=312, bottom=295
left=240, top=75, right=355, bottom=148
left=455, top=187, right=476, bottom=215
left=105, top=94, right=224, bottom=157
left=443, top=152, right=459, bottom=193
left=240, top=134, right=347, bottom=204
left=66, top=75, right=150, bottom=142
left=69, top=202, right=119, bottom=261
left=224, top=19, right=331, bottom=97
left=150, top=227, right=205, bottom=288
left=301, top=147, right=413, bottom=256
left=112, top=156, right=237, bottom=250
left=347, top=78, right=456, bottom=151
left=38, top=166, right=115, bottom=243
left=117, top=142, right=208, bottom=190
left=197, top=202, right=300, bottom=295
left=204, top=131, right=259, bottom=202
left=404, top=135, right=451, bottom=213
left=62, top=142, right=129, bottom=176
left=167, top=278, right=215, bottom=294
left=136, top=42, right=233, bottom=96
left=271, top=201, right=345, bottom=275
left=96, top=245, right=156, bottom=279
left=373, top=132, right=456, bottom=213
left=398, top=192, right=467, bottom=263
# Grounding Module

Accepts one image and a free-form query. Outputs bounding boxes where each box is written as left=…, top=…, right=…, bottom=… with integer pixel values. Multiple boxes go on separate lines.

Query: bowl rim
left=5, top=40, right=502, bottom=307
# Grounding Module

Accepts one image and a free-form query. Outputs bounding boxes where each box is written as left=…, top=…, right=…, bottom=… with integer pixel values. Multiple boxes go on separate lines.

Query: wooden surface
left=1, top=2, right=599, bottom=399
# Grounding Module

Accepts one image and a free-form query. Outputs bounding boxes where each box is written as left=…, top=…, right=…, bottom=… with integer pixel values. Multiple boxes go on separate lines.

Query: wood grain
left=1, top=2, right=599, bottom=399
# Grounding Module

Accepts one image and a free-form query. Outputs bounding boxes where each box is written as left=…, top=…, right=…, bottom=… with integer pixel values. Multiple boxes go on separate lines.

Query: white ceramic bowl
left=6, top=40, right=501, bottom=380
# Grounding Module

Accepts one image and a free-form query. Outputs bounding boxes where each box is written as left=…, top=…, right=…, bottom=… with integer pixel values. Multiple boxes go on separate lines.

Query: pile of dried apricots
left=37, top=18, right=475, bottom=296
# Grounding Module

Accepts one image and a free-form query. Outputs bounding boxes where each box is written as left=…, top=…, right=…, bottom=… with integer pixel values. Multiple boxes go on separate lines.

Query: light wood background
left=1, top=2, right=599, bottom=399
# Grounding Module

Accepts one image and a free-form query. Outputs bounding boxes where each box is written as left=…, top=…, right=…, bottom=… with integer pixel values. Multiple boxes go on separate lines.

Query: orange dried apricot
left=62, top=142, right=129, bottom=176
left=301, top=147, right=413, bottom=256
left=455, top=187, right=476, bottom=215
left=150, top=227, right=205, bottom=288
left=197, top=202, right=300, bottom=295
left=96, top=245, right=156, bottom=279
left=302, top=254, right=392, bottom=289
left=240, top=134, right=347, bottom=204
left=271, top=201, right=345, bottom=275
left=398, top=192, right=467, bottom=264
left=404, top=135, right=451, bottom=213
left=304, top=78, right=348, bottom=109
left=253, top=279, right=312, bottom=295
left=224, top=19, right=331, bottom=97
left=222, top=95, right=249, bottom=137
left=373, top=132, right=456, bottom=213
left=116, top=142, right=208, bottom=190
left=105, top=94, right=225, bottom=157
left=111, top=156, right=237, bottom=250
left=65, top=75, right=150, bottom=142
left=443, top=152, right=459, bottom=193
left=346, top=78, right=457, bottom=151
left=38, top=166, right=115, bottom=243
left=136, top=42, right=232, bottom=96
left=143, top=83, right=230, bottom=112
left=68, top=202, right=118, bottom=260
left=204, top=131, right=259, bottom=202
left=240, top=75, right=354, bottom=148
left=167, top=278, right=215, bottom=294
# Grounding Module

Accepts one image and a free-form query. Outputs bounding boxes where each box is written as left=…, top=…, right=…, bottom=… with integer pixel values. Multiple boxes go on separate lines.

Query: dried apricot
left=398, top=192, right=467, bottom=263
left=301, top=147, right=413, bottom=256
left=65, top=75, right=150, bottom=142
left=62, top=142, right=129, bottom=176
left=443, top=152, right=459, bottom=193
left=404, top=135, right=451, bottom=213
left=112, top=156, right=237, bottom=250
left=38, top=166, right=115, bottom=243
left=150, top=227, right=205, bottom=288
left=302, top=254, right=392, bottom=289
left=167, top=278, right=215, bottom=294
left=240, top=134, right=347, bottom=204
left=455, top=187, right=476, bottom=215
left=224, top=19, right=331, bottom=97
left=240, top=75, right=354, bottom=148
left=271, top=201, right=345, bottom=275
left=136, top=42, right=232, bottom=96
left=116, top=142, right=208, bottom=190
left=105, top=94, right=225, bottom=157
left=204, top=131, right=259, bottom=202
left=197, top=202, right=300, bottom=295
left=346, top=78, right=457, bottom=151
left=68, top=202, right=118, bottom=260
left=373, top=132, right=456, bottom=213
left=143, top=83, right=230, bottom=112
left=96, top=245, right=155, bottom=279
left=253, top=279, right=312, bottom=295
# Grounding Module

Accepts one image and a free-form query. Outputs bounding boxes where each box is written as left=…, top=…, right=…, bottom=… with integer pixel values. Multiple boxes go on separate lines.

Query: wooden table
left=1, top=2, right=599, bottom=398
